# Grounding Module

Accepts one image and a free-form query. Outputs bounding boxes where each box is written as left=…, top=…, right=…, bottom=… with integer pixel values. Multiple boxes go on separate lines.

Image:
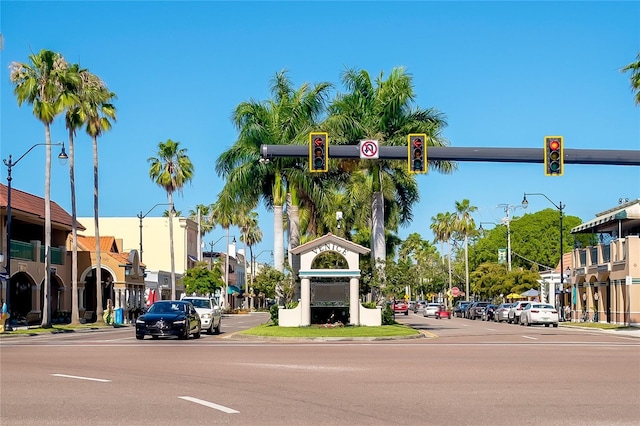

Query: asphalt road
left=1, top=312, right=638, bottom=426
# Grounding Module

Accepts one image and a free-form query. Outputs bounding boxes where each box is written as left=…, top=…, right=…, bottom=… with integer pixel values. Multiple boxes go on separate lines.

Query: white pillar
left=79, top=288, right=85, bottom=310
left=349, top=277, right=359, bottom=325
left=301, top=278, right=310, bottom=326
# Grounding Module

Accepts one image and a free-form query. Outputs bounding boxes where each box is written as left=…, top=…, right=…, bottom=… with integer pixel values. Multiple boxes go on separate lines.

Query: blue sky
left=2, top=1, right=639, bottom=259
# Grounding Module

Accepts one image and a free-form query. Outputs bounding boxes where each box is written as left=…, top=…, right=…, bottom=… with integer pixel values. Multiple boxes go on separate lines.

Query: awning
left=571, top=200, right=640, bottom=234
left=188, top=255, right=198, bottom=262
left=227, top=285, right=242, bottom=295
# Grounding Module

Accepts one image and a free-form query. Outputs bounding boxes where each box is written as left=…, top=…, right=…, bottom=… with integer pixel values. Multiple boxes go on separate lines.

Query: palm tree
left=215, top=70, right=331, bottom=273
left=81, top=72, right=116, bottom=323
left=62, top=64, right=88, bottom=325
left=431, top=211, right=456, bottom=298
left=148, top=139, right=194, bottom=300
left=10, top=49, right=77, bottom=327
left=325, top=67, right=456, bottom=280
left=210, top=189, right=238, bottom=309
left=455, top=199, right=477, bottom=303
left=621, top=53, right=640, bottom=105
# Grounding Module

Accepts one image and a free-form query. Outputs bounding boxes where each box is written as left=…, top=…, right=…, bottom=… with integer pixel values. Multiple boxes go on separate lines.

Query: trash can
left=114, top=308, right=123, bottom=325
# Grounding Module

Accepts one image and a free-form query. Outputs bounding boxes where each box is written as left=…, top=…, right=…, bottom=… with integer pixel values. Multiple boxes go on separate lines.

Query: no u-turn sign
left=359, top=139, right=379, bottom=159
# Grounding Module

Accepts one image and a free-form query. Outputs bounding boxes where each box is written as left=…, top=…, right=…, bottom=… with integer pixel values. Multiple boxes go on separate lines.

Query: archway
left=39, top=274, right=65, bottom=322
left=83, top=267, right=115, bottom=321
left=9, top=272, right=34, bottom=321
left=309, top=251, right=349, bottom=324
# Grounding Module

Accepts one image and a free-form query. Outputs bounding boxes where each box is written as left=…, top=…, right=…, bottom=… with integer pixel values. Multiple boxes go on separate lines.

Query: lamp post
left=3, top=143, right=68, bottom=330
left=137, top=203, right=174, bottom=263
left=522, top=193, right=565, bottom=307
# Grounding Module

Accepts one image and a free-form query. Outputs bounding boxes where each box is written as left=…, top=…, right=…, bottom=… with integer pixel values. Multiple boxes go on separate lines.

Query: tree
left=621, top=53, right=640, bottom=105
left=10, top=49, right=77, bottom=327
left=325, top=67, right=456, bottom=292
left=82, top=71, right=117, bottom=323
left=183, top=261, right=223, bottom=296
left=216, top=70, right=332, bottom=274
left=148, top=139, right=194, bottom=300
left=431, top=211, right=457, bottom=299
left=454, top=199, right=477, bottom=305
left=62, top=64, right=86, bottom=325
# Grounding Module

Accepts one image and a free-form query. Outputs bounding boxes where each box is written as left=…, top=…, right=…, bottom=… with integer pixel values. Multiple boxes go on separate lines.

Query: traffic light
left=309, top=132, right=328, bottom=172
left=544, top=136, right=564, bottom=176
left=408, top=133, right=427, bottom=173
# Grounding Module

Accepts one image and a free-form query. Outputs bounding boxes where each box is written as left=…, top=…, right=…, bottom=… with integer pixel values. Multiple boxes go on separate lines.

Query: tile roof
left=77, top=235, right=119, bottom=253
left=0, top=183, right=85, bottom=231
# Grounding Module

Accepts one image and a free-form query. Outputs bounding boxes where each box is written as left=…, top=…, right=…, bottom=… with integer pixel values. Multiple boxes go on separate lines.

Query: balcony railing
left=10, top=240, right=35, bottom=261
left=8, top=240, right=64, bottom=265
left=40, top=245, right=65, bottom=265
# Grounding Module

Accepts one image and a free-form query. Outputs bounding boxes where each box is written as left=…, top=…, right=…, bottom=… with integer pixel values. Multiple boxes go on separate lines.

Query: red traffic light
left=549, top=140, right=560, bottom=151
left=412, top=138, right=423, bottom=148
left=314, top=137, right=324, bottom=147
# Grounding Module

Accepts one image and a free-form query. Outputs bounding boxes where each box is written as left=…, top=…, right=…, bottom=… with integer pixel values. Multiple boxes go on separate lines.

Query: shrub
left=269, top=304, right=279, bottom=325
left=382, top=304, right=394, bottom=325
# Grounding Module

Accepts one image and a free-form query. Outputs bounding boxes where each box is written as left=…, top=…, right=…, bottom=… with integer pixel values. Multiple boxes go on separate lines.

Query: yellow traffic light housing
left=544, top=136, right=564, bottom=176
left=408, top=134, right=427, bottom=174
left=309, top=132, right=328, bottom=172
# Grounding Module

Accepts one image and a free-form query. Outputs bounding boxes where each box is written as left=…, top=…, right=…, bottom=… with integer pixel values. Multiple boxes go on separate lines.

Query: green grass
left=0, top=323, right=119, bottom=335
left=237, top=323, right=420, bottom=338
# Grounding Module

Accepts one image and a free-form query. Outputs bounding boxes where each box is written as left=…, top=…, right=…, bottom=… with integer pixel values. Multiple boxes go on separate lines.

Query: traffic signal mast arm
left=261, top=145, right=640, bottom=166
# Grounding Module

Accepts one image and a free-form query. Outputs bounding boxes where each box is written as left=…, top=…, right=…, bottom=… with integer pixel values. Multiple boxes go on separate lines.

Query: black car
left=481, top=304, right=498, bottom=321
left=136, top=300, right=201, bottom=340
left=468, top=302, right=491, bottom=320
left=453, top=301, right=472, bottom=318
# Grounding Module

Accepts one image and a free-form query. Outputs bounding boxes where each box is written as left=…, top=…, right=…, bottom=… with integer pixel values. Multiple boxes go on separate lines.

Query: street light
left=137, top=203, right=175, bottom=263
left=522, top=193, right=565, bottom=307
left=3, top=142, right=68, bottom=330
left=252, top=250, right=273, bottom=279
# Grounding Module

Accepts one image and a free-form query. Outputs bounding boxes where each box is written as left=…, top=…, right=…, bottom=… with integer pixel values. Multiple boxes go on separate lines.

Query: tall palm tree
left=621, top=53, right=640, bottom=105
left=210, top=189, right=238, bottom=308
left=81, top=72, right=116, bottom=323
left=326, top=67, right=456, bottom=278
left=455, top=199, right=477, bottom=303
left=63, top=64, right=88, bottom=325
left=215, top=70, right=331, bottom=273
left=10, top=49, right=77, bottom=327
left=431, top=211, right=456, bottom=298
left=148, top=139, right=194, bottom=300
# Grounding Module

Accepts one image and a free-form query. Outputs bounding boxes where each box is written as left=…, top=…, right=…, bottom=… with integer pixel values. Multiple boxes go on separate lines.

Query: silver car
left=507, top=301, right=530, bottom=324
left=494, top=303, right=514, bottom=323
left=181, top=296, right=222, bottom=334
left=423, top=303, right=441, bottom=318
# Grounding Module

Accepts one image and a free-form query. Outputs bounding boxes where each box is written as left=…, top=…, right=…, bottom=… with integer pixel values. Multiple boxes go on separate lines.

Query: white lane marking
left=51, top=373, right=111, bottom=382
left=486, top=328, right=496, bottom=331
left=238, top=363, right=366, bottom=372
left=522, top=335, right=537, bottom=340
left=179, top=396, right=239, bottom=414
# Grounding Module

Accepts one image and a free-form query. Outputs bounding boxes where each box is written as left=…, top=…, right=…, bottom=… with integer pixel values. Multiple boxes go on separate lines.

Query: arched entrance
left=39, top=274, right=65, bottom=321
left=309, top=251, right=350, bottom=324
left=9, top=272, right=34, bottom=321
left=83, top=267, right=115, bottom=321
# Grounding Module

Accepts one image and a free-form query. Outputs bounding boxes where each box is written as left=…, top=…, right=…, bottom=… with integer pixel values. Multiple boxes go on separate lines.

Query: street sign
left=359, top=140, right=379, bottom=159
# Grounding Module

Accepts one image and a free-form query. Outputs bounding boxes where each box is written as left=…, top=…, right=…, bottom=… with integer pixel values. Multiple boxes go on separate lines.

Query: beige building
left=569, top=199, right=640, bottom=326
left=77, top=216, right=201, bottom=300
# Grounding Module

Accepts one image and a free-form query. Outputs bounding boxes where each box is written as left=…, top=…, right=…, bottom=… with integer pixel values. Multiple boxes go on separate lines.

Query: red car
left=435, top=305, right=451, bottom=319
left=392, top=300, right=409, bottom=316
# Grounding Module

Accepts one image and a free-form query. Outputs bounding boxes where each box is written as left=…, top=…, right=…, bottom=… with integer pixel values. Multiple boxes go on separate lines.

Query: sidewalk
left=560, top=324, right=640, bottom=338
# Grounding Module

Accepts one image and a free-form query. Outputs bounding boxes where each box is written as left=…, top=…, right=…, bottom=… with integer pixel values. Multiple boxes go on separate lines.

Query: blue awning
left=188, top=255, right=198, bottom=262
left=227, top=285, right=242, bottom=295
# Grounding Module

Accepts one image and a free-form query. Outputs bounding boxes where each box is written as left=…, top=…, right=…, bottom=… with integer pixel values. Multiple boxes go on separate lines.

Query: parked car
left=182, top=296, right=222, bottom=334
left=520, top=303, right=559, bottom=327
left=413, top=301, right=427, bottom=313
left=135, top=300, right=202, bottom=340
left=494, top=303, right=514, bottom=322
left=393, top=300, right=409, bottom=316
left=481, top=304, right=498, bottom=321
left=468, top=301, right=490, bottom=320
left=453, top=301, right=472, bottom=318
left=434, top=305, right=451, bottom=319
left=507, top=301, right=530, bottom=324
left=423, top=303, right=441, bottom=318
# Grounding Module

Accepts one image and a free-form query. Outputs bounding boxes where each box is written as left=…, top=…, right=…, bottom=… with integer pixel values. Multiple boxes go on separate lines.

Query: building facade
left=569, top=199, right=640, bottom=326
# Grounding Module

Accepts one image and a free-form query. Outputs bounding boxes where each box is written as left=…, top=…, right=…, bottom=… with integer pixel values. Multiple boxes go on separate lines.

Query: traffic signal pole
left=261, top=144, right=640, bottom=166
